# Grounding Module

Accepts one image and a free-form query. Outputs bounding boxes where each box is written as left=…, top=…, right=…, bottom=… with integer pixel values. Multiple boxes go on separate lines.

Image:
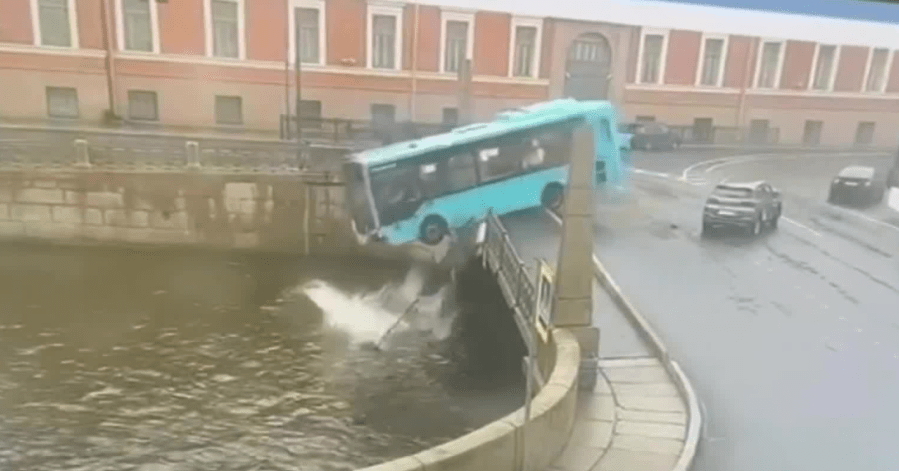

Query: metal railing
left=281, top=116, right=453, bottom=145
left=482, top=211, right=538, bottom=328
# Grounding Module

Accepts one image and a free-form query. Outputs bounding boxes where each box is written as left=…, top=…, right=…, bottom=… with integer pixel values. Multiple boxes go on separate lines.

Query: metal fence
left=280, top=116, right=452, bottom=145
left=482, top=211, right=538, bottom=330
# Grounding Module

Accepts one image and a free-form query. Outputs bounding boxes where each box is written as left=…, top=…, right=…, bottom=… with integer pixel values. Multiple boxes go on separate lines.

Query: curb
left=591, top=254, right=701, bottom=471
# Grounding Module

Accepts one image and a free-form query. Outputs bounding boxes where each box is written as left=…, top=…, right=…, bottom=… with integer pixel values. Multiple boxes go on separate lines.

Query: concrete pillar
left=185, top=141, right=200, bottom=169
left=552, top=124, right=599, bottom=389
left=73, top=139, right=91, bottom=168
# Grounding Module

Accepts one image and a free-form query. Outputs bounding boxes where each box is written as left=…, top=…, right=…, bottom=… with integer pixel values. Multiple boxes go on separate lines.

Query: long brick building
left=1, top=0, right=898, bottom=146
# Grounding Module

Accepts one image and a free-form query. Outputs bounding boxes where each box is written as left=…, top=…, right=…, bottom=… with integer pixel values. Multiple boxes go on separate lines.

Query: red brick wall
left=473, top=11, right=510, bottom=77
left=76, top=0, right=104, bottom=49
left=723, top=36, right=754, bottom=88
left=779, top=40, right=815, bottom=90
left=157, top=0, right=204, bottom=55
left=326, top=0, right=365, bottom=67
left=247, top=0, right=287, bottom=62
left=833, top=45, right=868, bottom=92
left=664, top=30, right=701, bottom=85
left=886, top=51, right=899, bottom=93
left=0, top=0, right=33, bottom=44
left=413, top=5, right=440, bottom=72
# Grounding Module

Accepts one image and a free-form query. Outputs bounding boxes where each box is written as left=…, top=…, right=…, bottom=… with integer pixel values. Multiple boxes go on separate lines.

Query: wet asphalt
left=506, top=148, right=899, bottom=471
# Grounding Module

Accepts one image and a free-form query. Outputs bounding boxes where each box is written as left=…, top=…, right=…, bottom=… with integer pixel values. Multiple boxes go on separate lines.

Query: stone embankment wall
left=0, top=169, right=354, bottom=254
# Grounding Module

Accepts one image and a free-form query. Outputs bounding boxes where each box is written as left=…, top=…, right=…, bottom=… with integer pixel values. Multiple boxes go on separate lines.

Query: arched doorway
left=563, top=33, right=612, bottom=100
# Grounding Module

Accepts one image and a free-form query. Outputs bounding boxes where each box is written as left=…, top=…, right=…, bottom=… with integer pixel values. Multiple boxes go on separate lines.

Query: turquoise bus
left=343, top=99, right=624, bottom=246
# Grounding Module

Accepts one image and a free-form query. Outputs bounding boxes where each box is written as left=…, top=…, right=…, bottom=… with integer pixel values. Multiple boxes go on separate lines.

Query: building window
left=441, top=12, right=473, bottom=74
left=371, top=15, right=396, bottom=68
left=120, top=0, right=155, bottom=52
left=442, top=108, right=459, bottom=127
left=755, top=41, right=783, bottom=89
left=367, top=3, right=404, bottom=71
left=210, top=0, right=241, bottom=58
left=512, top=25, right=538, bottom=77
left=855, top=122, right=875, bottom=146
left=748, top=119, right=770, bottom=144
left=811, top=44, right=838, bottom=91
left=445, top=21, right=468, bottom=73
left=865, top=48, right=890, bottom=93
left=699, top=36, right=726, bottom=87
left=803, top=120, right=822, bottom=146
left=638, top=32, right=666, bottom=84
left=295, top=8, right=320, bottom=63
left=35, top=0, right=76, bottom=47
left=215, top=96, right=243, bottom=125
left=46, top=87, right=78, bottom=118
left=128, top=91, right=158, bottom=121
left=290, top=0, right=325, bottom=65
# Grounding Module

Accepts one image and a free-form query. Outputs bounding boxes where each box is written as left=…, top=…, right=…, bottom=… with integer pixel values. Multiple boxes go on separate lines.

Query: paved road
left=506, top=149, right=899, bottom=471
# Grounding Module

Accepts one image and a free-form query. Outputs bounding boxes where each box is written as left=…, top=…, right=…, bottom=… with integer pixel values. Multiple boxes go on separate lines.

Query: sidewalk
left=548, top=357, right=689, bottom=471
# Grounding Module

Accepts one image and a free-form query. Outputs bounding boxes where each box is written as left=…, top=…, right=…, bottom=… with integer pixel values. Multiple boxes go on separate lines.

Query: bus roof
left=352, top=99, right=617, bottom=168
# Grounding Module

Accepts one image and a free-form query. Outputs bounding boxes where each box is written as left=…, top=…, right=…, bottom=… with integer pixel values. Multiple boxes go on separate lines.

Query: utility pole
left=99, top=0, right=118, bottom=121
left=295, top=16, right=304, bottom=168
left=458, top=59, right=472, bottom=125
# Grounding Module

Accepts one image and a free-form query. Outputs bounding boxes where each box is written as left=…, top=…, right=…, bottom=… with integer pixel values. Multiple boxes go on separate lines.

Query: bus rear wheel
left=420, top=216, right=448, bottom=245
left=541, top=184, right=564, bottom=211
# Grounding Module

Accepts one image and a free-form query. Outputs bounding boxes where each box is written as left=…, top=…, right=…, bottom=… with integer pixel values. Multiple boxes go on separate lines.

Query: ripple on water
left=0, top=251, right=522, bottom=471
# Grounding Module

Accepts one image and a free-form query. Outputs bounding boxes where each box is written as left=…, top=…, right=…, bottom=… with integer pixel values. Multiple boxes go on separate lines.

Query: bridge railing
left=482, top=211, right=537, bottom=329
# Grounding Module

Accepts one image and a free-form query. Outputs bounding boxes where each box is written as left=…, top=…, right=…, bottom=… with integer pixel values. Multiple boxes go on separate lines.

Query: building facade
left=1, top=0, right=898, bottom=147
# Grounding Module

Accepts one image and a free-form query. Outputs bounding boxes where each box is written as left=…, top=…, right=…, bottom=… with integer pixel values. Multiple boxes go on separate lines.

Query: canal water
left=0, top=245, right=525, bottom=471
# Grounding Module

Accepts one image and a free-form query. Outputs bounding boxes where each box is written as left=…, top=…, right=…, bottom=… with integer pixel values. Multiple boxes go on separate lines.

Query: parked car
left=827, top=166, right=884, bottom=207
left=702, top=181, right=782, bottom=236
left=620, top=122, right=682, bottom=151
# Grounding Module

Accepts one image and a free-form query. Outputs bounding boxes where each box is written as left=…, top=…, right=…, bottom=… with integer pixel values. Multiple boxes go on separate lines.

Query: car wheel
left=701, top=220, right=714, bottom=237
left=420, top=216, right=448, bottom=246
left=541, top=183, right=564, bottom=211
left=750, top=214, right=762, bottom=236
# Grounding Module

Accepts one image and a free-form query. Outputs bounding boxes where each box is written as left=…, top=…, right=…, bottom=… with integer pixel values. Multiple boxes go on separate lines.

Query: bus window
left=370, top=163, right=428, bottom=226
left=444, top=152, right=479, bottom=193
left=343, top=161, right=376, bottom=234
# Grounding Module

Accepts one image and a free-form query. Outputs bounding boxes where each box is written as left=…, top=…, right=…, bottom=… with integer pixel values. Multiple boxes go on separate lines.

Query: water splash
left=301, top=264, right=456, bottom=347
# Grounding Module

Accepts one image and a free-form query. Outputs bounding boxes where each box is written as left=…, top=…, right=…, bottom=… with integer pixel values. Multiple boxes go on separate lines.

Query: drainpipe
left=100, top=0, right=118, bottom=121
left=736, top=37, right=758, bottom=142
left=284, top=1, right=292, bottom=140
left=408, top=3, right=420, bottom=122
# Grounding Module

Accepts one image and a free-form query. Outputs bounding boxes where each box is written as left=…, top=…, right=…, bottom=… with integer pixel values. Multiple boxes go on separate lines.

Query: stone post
left=73, top=139, right=91, bottom=168
left=552, top=124, right=599, bottom=389
left=185, top=141, right=201, bottom=169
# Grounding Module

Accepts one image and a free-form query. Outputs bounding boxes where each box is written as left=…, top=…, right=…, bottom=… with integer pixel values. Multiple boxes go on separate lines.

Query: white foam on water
left=301, top=264, right=457, bottom=347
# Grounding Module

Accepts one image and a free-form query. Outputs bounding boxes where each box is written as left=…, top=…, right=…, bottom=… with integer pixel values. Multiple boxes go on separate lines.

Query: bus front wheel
left=541, top=184, right=564, bottom=211
left=420, top=216, right=448, bottom=245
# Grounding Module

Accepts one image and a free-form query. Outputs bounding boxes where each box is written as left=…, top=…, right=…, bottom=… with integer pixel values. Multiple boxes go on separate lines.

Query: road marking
left=782, top=216, right=823, bottom=237
left=632, top=168, right=671, bottom=179
left=829, top=205, right=899, bottom=233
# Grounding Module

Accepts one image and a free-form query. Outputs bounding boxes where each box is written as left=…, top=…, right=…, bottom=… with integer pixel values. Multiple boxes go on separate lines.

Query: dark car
left=828, top=166, right=884, bottom=207
left=620, top=122, right=682, bottom=151
left=702, top=181, right=782, bottom=236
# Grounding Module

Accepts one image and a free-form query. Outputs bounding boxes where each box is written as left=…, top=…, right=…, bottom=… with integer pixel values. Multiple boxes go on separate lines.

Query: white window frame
left=694, top=33, right=728, bottom=88
left=507, top=16, right=543, bottom=79
left=808, top=43, right=840, bottom=92
left=753, top=39, right=786, bottom=89
left=288, top=0, right=326, bottom=66
left=115, top=0, right=160, bottom=53
left=366, top=2, right=404, bottom=71
left=204, top=0, right=246, bottom=60
left=439, top=10, right=475, bottom=75
left=635, top=28, right=669, bottom=85
left=861, top=47, right=893, bottom=94
left=30, top=0, right=80, bottom=48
